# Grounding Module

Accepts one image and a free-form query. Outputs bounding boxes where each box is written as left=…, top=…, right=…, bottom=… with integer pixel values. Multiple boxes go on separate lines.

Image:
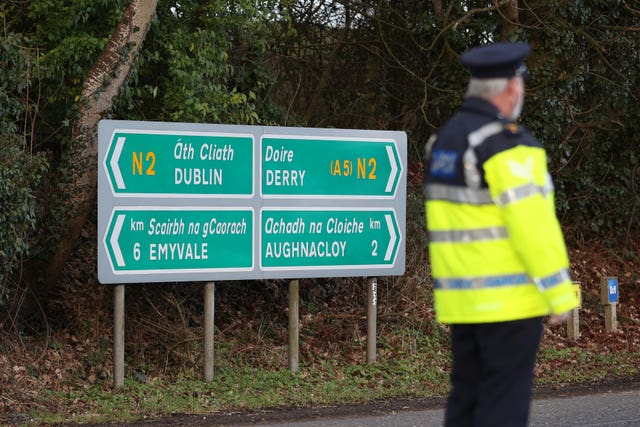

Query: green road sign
left=98, top=120, right=407, bottom=283
left=104, top=208, right=254, bottom=273
left=104, top=130, right=254, bottom=196
left=260, top=208, right=400, bottom=270
left=261, top=136, right=401, bottom=197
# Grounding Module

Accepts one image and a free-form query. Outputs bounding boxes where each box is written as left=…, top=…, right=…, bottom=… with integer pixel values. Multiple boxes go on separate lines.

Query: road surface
left=87, top=382, right=640, bottom=426
left=237, top=388, right=640, bottom=427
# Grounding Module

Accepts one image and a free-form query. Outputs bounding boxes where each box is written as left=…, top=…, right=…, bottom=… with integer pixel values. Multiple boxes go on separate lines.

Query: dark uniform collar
left=460, top=96, right=500, bottom=117
left=461, top=96, right=515, bottom=124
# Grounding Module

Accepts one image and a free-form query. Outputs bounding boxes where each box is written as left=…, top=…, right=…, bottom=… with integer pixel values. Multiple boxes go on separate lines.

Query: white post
left=367, top=277, right=378, bottom=363
left=601, top=277, right=619, bottom=332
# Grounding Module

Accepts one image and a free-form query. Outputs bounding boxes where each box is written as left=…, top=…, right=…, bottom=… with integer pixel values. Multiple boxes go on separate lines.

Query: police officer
left=423, top=42, right=579, bottom=427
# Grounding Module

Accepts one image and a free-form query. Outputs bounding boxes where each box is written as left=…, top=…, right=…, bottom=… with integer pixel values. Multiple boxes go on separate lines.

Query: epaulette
left=504, top=122, right=522, bottom=135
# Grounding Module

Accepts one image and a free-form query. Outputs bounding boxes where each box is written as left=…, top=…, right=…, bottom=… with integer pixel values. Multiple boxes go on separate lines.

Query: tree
left=114, top=0, right=277, bottom=125
left=1, top=0, right=638, bottom=315
left=43, top=0, right=159, bottom=292
left=268, top=0, right=639, bottom=238
left=0, top=32, right=48, bottom=308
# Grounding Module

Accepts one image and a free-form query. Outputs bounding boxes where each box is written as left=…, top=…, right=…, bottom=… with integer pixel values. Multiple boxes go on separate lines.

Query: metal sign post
left=288, top=280, right=299, bottom=373
left=113, top=285, right=125, bottom=388
left=204, top=282, right=215, bottom=381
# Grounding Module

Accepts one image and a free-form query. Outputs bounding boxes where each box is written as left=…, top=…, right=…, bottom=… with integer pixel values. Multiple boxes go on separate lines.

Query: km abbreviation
left=131, top=219, right=144, bottom=231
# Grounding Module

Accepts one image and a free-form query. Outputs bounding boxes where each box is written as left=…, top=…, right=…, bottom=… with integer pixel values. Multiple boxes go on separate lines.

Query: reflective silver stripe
left=468, top=121, right=504, bottom=147
left=425, top=183, right=493, bottom=205
left=496, top=183, right=540, bottom=206
left=464, top=122, right=503, bottom=189
left=436, top=269, right=571, bottom=291
left=534, top=268, right=571, bottom=290
left=496, top=178, right=555, bottom=206
left=435, top=273, right=531, bottom=290
left=424, top=134, right=437, bottom=160
left=430, top=227, right=508, bottom=243
left=543, top=172, right=555, bottom=194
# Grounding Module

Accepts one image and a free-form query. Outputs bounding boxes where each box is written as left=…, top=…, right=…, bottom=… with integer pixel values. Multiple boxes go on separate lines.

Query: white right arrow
left=110, top=137, right=126, bottom=190
left=385, top=145, right=398, bottom=193
left=110, top=214, right=126, bottom=267
left=384, top=214, right=396, bottom=261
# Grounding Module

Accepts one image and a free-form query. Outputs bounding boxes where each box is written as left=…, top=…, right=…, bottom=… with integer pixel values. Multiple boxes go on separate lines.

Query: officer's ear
left=506, top=77, right=525, bottom=100
left=506, top=77, right=520, bottom=95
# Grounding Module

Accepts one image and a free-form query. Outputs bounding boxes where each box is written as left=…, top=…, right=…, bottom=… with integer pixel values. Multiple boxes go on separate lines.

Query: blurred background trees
left=1, top=0, right=638, bottom=320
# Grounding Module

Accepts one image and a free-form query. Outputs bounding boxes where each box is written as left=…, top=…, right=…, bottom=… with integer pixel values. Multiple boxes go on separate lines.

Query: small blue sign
left=607, top=277, right=619, bottom=303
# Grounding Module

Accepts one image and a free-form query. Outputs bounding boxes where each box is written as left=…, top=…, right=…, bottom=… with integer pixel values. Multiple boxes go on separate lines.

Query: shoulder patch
left=507, top=156, right=534, bottom=180
left=430, top=149, right=458, bottom=178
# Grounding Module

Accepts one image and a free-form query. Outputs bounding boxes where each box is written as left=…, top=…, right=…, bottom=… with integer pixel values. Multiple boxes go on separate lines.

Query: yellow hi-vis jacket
left=424, top=97, right=579, bottom=324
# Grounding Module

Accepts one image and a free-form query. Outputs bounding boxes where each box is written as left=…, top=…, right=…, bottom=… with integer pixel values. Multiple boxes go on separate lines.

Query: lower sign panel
left=99, top=206, right=404, bottom=282
left=103, top=207, right=254, bottom=275
left=260, top=208, right=400, bottom=271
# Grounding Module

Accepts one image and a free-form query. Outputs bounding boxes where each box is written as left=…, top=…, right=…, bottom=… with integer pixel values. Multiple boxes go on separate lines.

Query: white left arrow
left=110, top=137, right=126, bottom=190
left=385, top=145, right=398, bottom=193
left=110, top=214, right=126, bottom=267
left=384, top=214, right=396, bottom=262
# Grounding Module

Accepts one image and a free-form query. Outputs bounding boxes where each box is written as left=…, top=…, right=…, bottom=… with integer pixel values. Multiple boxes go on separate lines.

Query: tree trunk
left=303, top=12, right=352, bottom=125
left=432, top=0, right=444, bottom=23
left=44, top=0, right=158, bottom=291
left=500, top=0, right=519, bottom=40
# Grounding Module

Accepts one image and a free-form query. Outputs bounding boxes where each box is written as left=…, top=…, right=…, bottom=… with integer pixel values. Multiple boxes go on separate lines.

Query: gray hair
left=465, top=77, right=510, bottom=99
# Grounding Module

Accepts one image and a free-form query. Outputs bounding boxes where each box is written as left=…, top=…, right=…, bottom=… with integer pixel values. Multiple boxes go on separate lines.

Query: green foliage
left=536, top=346, right=622, bottom=384
left=26, top=347, right=451, bottom=424
left=0, top=136, right=47, bottom=303
left=18, top=329, right=640, bottom=424
left=0, top=0, right=637, bottom=314
left=4, top=0, right=129, bottom=142
left=0, top=33, right=32, bottom=135
left=522, top=1, right=640, bottom=239
left=0, top=32, right=48, bottom=303
left=114, top=0, right=284, bottom=125
left=272, top=0, right=639, bottom=239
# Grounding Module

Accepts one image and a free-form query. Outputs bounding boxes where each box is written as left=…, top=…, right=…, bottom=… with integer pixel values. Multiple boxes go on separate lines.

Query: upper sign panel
left=260, top=135, right=402, bottom=198
left=104, top=129, right=254, bottom=197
